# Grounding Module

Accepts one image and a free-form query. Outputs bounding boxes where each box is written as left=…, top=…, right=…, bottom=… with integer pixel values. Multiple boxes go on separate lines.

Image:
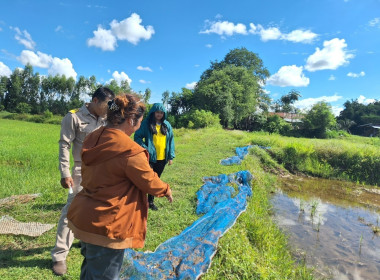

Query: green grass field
left=6, top=118, right=379, bottom=279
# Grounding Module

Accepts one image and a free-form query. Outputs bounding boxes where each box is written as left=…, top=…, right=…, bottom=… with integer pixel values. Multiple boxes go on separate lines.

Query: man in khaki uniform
left=52, top=87, right=115, bottom=276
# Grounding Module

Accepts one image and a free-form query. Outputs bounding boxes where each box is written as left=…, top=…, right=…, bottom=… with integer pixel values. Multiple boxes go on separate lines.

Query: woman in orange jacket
left=67, top=94, right=173, bottom=280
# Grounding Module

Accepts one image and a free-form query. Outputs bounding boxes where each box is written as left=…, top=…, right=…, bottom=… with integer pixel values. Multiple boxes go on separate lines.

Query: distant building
left=358, top=123, right=380, bottom=137
left=268, top=112, right=304, bottom=123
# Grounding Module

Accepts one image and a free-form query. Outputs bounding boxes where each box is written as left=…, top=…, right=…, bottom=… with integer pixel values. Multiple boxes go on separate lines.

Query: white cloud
left=331, top=105, right=344, bottom=116
left=48, top=57, right=77, bottom=79
left=137, top=66, right=152, bottom=72
left=257, top=25, right=282, bottom=41
left=194, top=64, right=200, bottom=67
left=111, top=71, right=132, bottom=86
left=369, top=17, right=380, bottom=28
left=87, top=13, right=154, bottom=51
left=139, top=79, right=151, bottom=84
left=267, top=65, right=310, bottom=87
left=185, top=81, right=197, bottom=89
left=249, top=23, right=317, bottom=43
left=55, top=25, right=63, bottom=32
left=87, top=26, right=117, bottom=51
left=282, top=29, right=318, bottom=44
left=205, top=44, right=212, bottom=48
left=11, top=27, right=36, bottom=50
left=262, top=89, right=271, bottom=95
left=17, top=50, right=77, bottom=79
left=294, top=94, right=343, bottom=111
left=0, top=61, right=12, bottom=77
left=329, top=75, right=336, bottom=81
left=110, top=13, right=155, bottom=45
left=0, top=27, right=2, bottom=32
left=347, top=71, right=365, bottom=78
left=305, top=38, right=354, bottom=71
left=200, top=20, right=247, bottom=36
left=18, top=50, right=53, bottom=68
left=357, top=95, right=376, bottom=105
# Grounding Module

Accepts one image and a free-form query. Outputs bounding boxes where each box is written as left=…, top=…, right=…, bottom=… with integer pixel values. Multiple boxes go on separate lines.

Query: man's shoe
left=149, top=203, right=158, bottom=211
left=52, top=260, right=67, bottom=276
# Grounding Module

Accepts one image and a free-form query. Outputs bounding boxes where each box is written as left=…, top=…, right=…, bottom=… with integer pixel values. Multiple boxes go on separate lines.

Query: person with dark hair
left=67, top=94, right=173, bottom=280
left=51, top=87, right=115, bottom=276
left=134, top=103, right=175, bottom=211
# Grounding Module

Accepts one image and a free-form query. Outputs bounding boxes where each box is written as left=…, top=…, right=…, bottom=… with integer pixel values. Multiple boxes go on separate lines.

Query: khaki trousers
left=51, top=166, right=82, bottom=262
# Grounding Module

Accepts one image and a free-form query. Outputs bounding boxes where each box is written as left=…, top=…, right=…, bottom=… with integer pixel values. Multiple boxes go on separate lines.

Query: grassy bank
left=1, top=119, right=316, bottom=279
left=248, top=132, right=380, bottom=185
left=0, top=111, right=63, bottom=125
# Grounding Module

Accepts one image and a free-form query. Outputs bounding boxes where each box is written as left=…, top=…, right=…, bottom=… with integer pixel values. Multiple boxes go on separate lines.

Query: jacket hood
left=148, top=103, right=167, bottom=120
left=82, top=127, right=146, bottom=166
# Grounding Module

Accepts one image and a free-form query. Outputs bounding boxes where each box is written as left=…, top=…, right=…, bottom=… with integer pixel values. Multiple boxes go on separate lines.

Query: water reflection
left=272, top=176, right=380, bottom=280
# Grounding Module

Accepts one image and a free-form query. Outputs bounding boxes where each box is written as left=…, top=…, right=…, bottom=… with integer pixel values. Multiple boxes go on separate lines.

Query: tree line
left=1, top=48, right=379, bottom=138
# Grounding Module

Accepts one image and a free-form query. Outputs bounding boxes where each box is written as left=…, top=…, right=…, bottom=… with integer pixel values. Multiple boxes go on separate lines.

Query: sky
left=0, top=0, right=379, bottom=115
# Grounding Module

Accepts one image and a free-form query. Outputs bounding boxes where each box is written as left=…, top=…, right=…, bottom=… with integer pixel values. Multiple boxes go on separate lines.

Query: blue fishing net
left=220, top=145, right=270, bottom=166
left=120, top=144, right=259, bottom=279
left=120, top=170, right=253, bottom=279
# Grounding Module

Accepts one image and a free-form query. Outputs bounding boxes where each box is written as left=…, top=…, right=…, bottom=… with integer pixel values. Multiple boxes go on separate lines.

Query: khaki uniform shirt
left=59, top=104, right=106, bottom=178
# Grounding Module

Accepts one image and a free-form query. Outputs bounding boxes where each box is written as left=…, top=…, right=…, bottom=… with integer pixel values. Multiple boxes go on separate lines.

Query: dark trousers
left=80, top=241, right=124, bottom=280
left=148, top=160, right=167, bottom=204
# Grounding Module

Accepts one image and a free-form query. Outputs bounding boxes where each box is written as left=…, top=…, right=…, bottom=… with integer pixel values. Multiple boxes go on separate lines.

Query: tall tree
left=161, top=90, right=170, bottom=109
left=195, top=48, right=269, bottom=129
left=0, top=76, right=8, bottom=107
left=199, top=47, right=270, bottom=83
left=4, top=68, right=23, bottom=112
left=338, top=99, right=380, bottom=135
left=168, top=88, right=193, bottom=117
left=195, top=66, right=259, bottom=128
left=302, top=101, right=336, bottom=138
left=143, top=88, right=151, bottom=104
left=272, top=89, right=301, bottom=113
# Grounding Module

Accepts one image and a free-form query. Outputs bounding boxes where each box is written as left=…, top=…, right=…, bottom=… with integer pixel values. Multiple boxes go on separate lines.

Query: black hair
left=92, top=87, right=115, bottom=101
left=149, top=112, right=168, bottom=135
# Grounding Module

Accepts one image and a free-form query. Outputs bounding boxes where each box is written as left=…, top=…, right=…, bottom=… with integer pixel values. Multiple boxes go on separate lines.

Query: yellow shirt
left=153, top=124, right=166, bottom=160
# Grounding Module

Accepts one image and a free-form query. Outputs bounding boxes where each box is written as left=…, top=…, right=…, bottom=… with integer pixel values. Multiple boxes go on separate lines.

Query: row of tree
left=0, top=64, right=146, bottom=116
left=1, top=48, right=379, bottom=138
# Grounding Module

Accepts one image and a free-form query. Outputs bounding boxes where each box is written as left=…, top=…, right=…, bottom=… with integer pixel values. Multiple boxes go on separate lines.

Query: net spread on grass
left=0, top=193, right=41, bottom=206
left=120, top=145, right=255, bottom=279
left=220, top=145, right=270, bottom=165
left=0, top=215, right=55, bottom=237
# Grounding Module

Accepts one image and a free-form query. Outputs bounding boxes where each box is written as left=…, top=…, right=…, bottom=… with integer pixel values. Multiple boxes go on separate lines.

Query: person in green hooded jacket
left=134, top=103, right=175, bottom=210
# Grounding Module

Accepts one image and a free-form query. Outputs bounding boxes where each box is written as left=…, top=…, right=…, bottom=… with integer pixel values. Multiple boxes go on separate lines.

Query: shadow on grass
left=0, top=241, right=82, bottom=270
left=0, top=246, right=52, bottom=269
left=31, top=203, right=66, bottom=211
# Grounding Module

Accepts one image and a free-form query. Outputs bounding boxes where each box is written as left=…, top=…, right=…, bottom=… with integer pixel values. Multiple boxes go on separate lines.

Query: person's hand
left=168, top=160, right=173, bottom=165
left=60, top=177, right=74, bottom=189
left=166, top=194, right=173, bottom=203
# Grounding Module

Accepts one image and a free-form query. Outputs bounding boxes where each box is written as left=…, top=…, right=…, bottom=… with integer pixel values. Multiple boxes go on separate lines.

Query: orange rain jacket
left=67, top=126, right=171, bottom=249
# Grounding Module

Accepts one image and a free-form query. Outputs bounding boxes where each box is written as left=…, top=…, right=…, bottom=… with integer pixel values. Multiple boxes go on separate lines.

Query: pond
left=271, top=175, right=380, bottom=280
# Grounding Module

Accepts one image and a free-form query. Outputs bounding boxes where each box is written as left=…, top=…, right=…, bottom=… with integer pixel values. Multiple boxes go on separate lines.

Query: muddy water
left=271, top=176, right=380, bottom=280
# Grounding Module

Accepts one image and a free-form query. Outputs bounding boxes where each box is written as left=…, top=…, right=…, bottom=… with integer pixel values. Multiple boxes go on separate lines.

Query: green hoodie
left=134, top=103, right=175, bottom=163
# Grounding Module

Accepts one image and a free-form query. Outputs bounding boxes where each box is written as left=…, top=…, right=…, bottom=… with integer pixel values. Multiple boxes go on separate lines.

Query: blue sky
left=0, top=0, right=379, bottom=115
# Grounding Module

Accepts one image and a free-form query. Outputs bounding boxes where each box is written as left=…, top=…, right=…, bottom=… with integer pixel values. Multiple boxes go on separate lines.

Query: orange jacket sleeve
left=125, top=152, right=172, bottom=198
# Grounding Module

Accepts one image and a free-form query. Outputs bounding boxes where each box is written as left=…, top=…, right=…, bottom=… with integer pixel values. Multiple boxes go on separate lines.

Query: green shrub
left=43, top=110, right=53, bottom=119
left=15, top=103, right=32, bottom=114
left=265, top=115, right=292, bottom=135
left=179, top=110, right=221, bottom=129
left=29, top=115, right=46, bottom=123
